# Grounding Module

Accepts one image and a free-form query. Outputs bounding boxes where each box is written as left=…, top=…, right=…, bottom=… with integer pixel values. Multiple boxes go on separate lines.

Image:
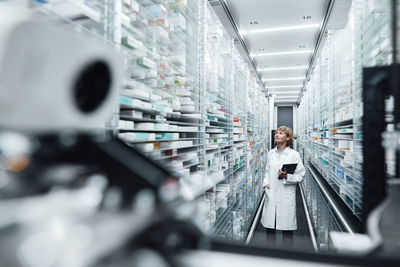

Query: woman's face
left=275, top=130, right=289, bottom=145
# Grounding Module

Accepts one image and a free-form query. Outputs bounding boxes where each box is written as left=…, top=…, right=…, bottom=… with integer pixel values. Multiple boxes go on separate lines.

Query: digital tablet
left=281, top=163, right=298, bottom=174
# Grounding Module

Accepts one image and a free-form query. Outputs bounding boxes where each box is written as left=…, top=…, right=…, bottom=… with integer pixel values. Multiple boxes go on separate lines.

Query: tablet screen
left=281, top=163, right=298, bottom=174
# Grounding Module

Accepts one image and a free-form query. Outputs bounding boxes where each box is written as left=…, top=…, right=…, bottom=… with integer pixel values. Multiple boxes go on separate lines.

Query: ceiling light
left=247, top=24, right=319, bottom=34
left=260, top=66, right=308, bottom=71
left=263, top=77, right=305, bottom=81
left=251, top=50, right=313, bottom=57
left=267, top=85, right=303, bottom=88
left=270, top=91, right=301, bottom=94
left=274, top=99, right=297, bottom=102
left=275, top=96, right=299, bottom=99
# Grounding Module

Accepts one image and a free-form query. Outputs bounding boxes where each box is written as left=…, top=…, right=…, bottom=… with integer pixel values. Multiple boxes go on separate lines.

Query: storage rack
left=301, top=164, right=346, bottom=251
left=31, top=1, right=115, bottom=40
left=116, top=0, right=204, bottom=179
left=204, top=2, right=233, bottom=190
left=203, top=3, right=269, bottom=241
left=297, top=0, right=392, bottom=248
left=31, top=0, right=269, bottom=241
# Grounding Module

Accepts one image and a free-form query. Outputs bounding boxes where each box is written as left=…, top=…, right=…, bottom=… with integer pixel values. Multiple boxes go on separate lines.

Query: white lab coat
left=261, top=147, right=305, bottom=230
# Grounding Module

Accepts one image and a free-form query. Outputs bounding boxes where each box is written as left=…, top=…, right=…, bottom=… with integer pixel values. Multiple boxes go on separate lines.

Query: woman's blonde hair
left=276, top=126, right=294, bottom=146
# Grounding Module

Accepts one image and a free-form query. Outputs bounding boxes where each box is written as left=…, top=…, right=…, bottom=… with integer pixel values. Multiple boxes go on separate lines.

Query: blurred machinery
left=0, top=3, right=197, bottom=267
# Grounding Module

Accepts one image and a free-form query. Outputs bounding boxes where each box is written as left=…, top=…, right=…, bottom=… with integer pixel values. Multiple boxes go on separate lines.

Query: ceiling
left=225, top=0, right=329, bottom=104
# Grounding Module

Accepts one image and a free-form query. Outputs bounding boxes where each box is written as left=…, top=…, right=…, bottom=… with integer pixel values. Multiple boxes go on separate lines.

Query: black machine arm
left=14, top=133, right=179, bottom=206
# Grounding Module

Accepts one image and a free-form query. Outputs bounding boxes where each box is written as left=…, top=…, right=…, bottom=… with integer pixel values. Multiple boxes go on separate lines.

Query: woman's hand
left=278, top=169, right=287, bottom=179
left=263, top=184, right=270, bottom=189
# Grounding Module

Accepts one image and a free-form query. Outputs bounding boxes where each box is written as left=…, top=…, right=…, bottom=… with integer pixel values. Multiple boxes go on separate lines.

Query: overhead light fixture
left=260, top=66, right=308, bottom=71
left=275, top=96, right=299, bottom=99
left=270, top=91, right=301, bottom=94
left=274, top=99, right=297, bottom=102
left=263, top=77, right=305, bottom=81
left=267, top=85, right=303, bottom=88
left=251, top=50, right=313, bottom=57
left=241, top=24, right=320, bottom=35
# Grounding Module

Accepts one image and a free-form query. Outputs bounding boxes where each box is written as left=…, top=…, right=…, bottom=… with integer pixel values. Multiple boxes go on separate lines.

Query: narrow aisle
left=249, top=186, right=313, bottom=251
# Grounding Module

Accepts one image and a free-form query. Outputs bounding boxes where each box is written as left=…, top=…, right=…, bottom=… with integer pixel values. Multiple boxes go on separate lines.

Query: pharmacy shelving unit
left=116, top=0, right=204, bottom=179
left=204, top=3, right=233, bottom=190
left=31, top=0, right=115, bottom=40
left=242, top=76, right=268, bottom=239
left=354, top=0, right=393, bottom=176
left=29, top=0, right=269, bottom=242
left=203, top=2, right=235, bottom=238
left=229, top=50, right=253, bottom=241
left=297, top=0, right=392, bottom=251
left=302, top=166, right=346, bottom=251
left=203, top=3, right=269, bottom=241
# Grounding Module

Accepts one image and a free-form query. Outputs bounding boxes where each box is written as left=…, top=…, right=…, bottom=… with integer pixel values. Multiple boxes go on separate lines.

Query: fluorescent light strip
left=275, top=96, right=298, bottom=99
left=275, top=100, right=298, bottom=102
left=263, top=77, right=305, bottom=81
left=260, top=66, right=308, bottom=71
left=251, top=50, right=312, bottom=57
left=244, top=24, right=320, bottom=35
left=267, top=85, right=303, bottom=88
left=270, top=91, right=300, bottom=94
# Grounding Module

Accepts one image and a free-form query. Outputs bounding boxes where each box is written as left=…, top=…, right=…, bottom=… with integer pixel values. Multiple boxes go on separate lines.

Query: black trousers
left=266, top=228, right=293, bottom=247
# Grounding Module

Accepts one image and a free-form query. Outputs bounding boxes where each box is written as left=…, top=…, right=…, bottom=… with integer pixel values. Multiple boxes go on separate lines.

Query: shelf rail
left=299, top=184, right=318, bottom=251
left=245, top=193, right=265, bottom=244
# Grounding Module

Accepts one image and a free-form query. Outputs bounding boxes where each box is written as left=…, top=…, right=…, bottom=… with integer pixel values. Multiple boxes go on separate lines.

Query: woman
left=261, top=126, right=305, bottom=247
